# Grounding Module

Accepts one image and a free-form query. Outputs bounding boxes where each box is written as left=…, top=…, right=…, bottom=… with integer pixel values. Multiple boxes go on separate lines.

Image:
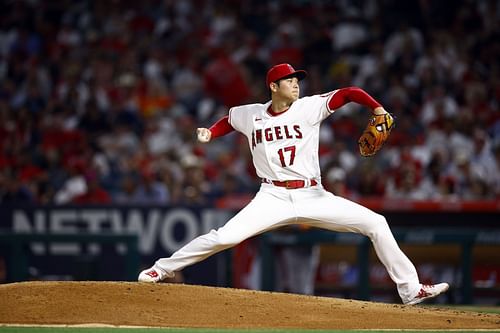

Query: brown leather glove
left=358, top=113, right=395, bottom=157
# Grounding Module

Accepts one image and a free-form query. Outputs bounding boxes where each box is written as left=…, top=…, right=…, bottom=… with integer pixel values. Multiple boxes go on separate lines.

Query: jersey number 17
left=278, top=146, right=296, bottom=167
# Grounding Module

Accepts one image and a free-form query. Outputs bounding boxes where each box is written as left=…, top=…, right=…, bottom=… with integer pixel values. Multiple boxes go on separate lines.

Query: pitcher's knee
left=212, top=229, right=240, bottom=248
left=365, top=214, right=391, bottom=239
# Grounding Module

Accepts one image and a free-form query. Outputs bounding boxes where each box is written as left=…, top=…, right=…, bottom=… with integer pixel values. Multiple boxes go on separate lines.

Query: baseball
left=197, top=128, right=211, bottom=143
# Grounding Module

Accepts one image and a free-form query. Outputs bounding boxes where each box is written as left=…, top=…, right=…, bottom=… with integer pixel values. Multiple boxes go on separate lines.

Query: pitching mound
left=0, top=281, right=499, bottom=329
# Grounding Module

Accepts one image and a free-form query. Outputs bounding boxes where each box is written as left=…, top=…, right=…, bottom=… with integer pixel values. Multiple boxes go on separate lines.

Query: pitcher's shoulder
left=230, top=102, right=269, bottom=115
left=300, top=93, right=333, bottom=102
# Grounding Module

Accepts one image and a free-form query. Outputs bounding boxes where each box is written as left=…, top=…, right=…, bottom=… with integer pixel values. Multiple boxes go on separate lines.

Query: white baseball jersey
left=228, top=93, right=335, bottom=181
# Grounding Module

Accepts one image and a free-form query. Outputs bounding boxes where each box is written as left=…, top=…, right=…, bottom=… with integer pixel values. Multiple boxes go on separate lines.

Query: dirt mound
left=0, top=281, right=499, bottom=329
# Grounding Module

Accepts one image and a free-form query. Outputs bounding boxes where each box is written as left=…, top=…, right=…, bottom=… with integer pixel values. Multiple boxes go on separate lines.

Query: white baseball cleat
left=138, top=265, right=174, bottom=283
left=404, top=283, right=449, bottom=305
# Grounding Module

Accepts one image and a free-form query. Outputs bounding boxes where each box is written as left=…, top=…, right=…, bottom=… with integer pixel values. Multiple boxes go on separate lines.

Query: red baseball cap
left=266, top=63, right=307, bottom=87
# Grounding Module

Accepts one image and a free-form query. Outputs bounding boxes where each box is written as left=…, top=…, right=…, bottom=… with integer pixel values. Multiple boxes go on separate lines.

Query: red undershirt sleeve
left=328, top=86, right=382, bottom=111
left=208, top=115, right=235, bottom=138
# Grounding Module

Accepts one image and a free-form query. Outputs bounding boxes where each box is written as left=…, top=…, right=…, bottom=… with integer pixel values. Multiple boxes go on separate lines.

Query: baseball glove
left=358, top=112, right=395, bottom=157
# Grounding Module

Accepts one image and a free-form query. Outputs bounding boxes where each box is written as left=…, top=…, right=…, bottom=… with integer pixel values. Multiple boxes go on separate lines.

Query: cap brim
left=280, top=70, right=307, bottom=82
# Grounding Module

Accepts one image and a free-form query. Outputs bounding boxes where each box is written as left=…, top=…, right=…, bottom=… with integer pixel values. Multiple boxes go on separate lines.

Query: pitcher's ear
left=270, top=81, right=278, bottom=92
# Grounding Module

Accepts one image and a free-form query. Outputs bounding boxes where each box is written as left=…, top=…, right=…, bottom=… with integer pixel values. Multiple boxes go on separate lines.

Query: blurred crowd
left=0, top=0, right=499, bottom=206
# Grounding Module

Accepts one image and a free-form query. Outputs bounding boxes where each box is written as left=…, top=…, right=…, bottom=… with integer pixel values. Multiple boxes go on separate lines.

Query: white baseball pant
left=155, top=183, right=421, bottom=303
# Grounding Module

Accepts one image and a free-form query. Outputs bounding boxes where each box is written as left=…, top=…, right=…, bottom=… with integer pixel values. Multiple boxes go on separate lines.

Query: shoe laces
left=417, top=285, right=433, bottom=298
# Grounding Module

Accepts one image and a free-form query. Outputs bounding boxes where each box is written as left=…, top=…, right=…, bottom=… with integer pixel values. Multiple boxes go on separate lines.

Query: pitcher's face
left=272, top=77, right=300, bottom=102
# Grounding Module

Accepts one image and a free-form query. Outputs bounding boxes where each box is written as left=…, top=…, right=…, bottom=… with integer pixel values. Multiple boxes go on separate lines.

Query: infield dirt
left=0, top=281, right=499, bottom=329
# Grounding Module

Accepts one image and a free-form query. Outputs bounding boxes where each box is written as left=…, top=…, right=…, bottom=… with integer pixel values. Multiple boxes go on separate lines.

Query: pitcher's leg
left=154, top=188, right=294, bottom=275
left=297, top=190, right=420, bottom=302
left=362, top=212, right=420, bottom=302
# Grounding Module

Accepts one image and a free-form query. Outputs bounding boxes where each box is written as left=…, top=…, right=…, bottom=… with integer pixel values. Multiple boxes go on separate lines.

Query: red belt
left=262, top=179, right=318, bottom=189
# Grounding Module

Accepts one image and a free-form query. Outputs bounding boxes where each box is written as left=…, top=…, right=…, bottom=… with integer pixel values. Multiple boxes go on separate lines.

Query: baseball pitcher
left=139, top=63, right=449, bottom=305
